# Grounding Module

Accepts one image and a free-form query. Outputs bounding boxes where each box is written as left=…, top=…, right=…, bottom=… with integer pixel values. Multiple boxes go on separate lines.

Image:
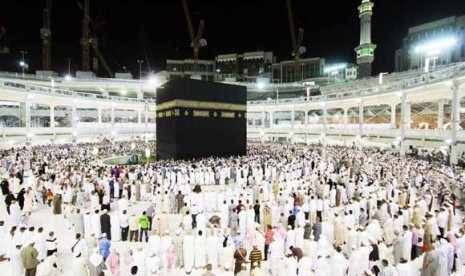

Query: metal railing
left=248, top=62, right=465, bottom=106
left=1, top=62, right=464, bottom=109
left=1, top=80, right=150, bottom=104
left=0, top=123, right=157, bottom=137
left=247, top=125, right=465, bottom=140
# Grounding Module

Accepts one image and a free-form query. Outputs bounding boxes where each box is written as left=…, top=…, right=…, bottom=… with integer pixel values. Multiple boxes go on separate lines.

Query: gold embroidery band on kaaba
left=157, top=99, right=246, bottom=112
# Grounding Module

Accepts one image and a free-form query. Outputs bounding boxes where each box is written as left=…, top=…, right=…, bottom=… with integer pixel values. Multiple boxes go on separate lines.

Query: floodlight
left=414, top=37, right=457, bottom=53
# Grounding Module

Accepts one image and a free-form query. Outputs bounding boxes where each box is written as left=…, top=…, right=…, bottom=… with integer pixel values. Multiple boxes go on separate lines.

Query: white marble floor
left=0, top=174, right=267, bottom=276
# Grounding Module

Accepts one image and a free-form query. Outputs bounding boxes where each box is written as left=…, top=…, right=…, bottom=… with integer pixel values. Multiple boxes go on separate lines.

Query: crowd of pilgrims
left=0, top=140, right=465, bottom=275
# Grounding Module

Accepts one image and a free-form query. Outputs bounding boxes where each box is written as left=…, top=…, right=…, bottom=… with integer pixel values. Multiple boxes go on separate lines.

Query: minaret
left=354, top=0, right=376, bottom=79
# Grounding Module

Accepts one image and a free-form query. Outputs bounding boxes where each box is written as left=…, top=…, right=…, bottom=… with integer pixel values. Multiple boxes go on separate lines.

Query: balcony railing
left=0, top=80, right=150, bottom=104
left=0, top=123, right=156, bottom=136
left=248, top=62, right=465, bottom=106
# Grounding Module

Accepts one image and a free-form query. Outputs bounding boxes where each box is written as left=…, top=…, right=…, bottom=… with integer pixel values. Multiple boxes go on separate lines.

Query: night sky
left=0, top=0, right=464, bottom=77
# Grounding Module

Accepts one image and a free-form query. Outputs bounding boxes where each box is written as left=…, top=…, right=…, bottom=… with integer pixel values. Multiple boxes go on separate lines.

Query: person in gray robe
left=71, top=208, right=85, bottom=236
left=312, top=217, right=322, bottom=241
left=88, top=249, right=105, bottom=276
left=421, top=248, right=439, bottom=276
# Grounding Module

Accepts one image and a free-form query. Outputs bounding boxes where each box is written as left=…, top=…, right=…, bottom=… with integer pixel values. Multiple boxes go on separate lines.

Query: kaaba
left=156, top=78, right=247, bottom=160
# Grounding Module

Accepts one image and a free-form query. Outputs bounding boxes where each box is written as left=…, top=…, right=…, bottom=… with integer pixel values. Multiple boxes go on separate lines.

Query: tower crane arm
left=41, top=0, right=52, bottom=70
left=296, top=28, right=304, bottom=54
left=90, top=40, right=114, bottom=78
left=76, top=0, right=93, bottom=24
left=182, top=0, right=195, bottom=43
left=285, top=0, right=297, bottom=51
left=0, top=27, right=6, bottom=41
left=195, top=20, right=204, bottom=44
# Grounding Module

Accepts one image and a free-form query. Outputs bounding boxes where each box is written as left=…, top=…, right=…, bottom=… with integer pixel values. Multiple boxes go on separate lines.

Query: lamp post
left=216, top=68, right=221, bottom=82
left=19, top=50, right=28, bottom=77
left=67, top=58, right=71, bottom=76
left=413, top=36, right=456, bottom=76
left=324, top=63, right=347, bottom=85
left=301, top=63, right=304, bottom=81
left=378, top=72, right=388, bottom=85
left=137, top=59, right=144, bottom=80
left=424, top=57, right=439, bottom=83
left=303, top=81, right=315, bottom=101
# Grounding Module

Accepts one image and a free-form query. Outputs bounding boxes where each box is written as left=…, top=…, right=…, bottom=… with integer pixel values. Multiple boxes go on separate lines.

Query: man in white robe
left=91, top=210, right=101, bottom=237
left=246, top=207, right=255, bottom=231
left=331, top=247, right=348, bottom=276
left=305, top=234, right=318, bottom=262
left=206, top=229, right=220, bottom=268
left=348, top=246, right=362, bottom=276
left=238, top=208, right=247, bottom=235
left=132, top=246, right=147, bottom=276
left=359, top=243, right=372, bottom=274
left=285, top=226, right=295, bottom=252
left=269, top=237, right=284, bottom=276
left=34, top=227, right=47, bottom=261
left=395, top=260, right=413, bottom=275
left=196, top=211, right=207, bottom=234
left=183, top=230, right=195, bottom=272
left=160, top=230, right=172, bottom=269
left=312, top=254, right=329, bottom=276
left=8, top=244, right=24, bottom=276
left=148, top=230, right=161, bottom=257
left=173, top=229, right=184, bottom=268
left=254, top=226, right=265, bottom=257
left=294, top=225, right=304, bottom=249
left=83, top=211, right=92, bottom=238
left=194, top=230, right=206, bottom=269
left=183, top=212, right=193, bottom=231
left=219, top=200, right=229, bottom=230
left=401, top=225, right=412, bottom=261
left=285, top=254, right=298, bottom=276
left=298, top=254, right=312, bottom=275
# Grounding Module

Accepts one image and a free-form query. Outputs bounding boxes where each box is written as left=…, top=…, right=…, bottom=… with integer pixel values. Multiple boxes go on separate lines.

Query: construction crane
left=0, top=27, right=5, bottom=40
left=90, top=39, right=113, bottom=78
left=181, top=0, right=207, bottom=72
left=77, top=0, right=113, bottom=77
left=40, top=0, right=52, bottom=70
left=285, top=0, right=306, bottom=82
left=80, top=0, right=90, bottom=71
left=0, top=26, right=8, bottom=54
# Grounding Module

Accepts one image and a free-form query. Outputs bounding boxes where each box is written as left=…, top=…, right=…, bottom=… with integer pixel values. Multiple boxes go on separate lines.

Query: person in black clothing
left=4, top=192, right=15, bottom=214
left=222, top=229, right=230, bottom=248
left=0, top=179, right=9, bottom=195
left=253, top=200, right=260, bottom=223
left=369, top=238, right=380, bottom=263
left=15, top=171, right=23, bottom=185
left=17, top=188, right=26, bottom=210
left=287, top=210, right=296, bottom=230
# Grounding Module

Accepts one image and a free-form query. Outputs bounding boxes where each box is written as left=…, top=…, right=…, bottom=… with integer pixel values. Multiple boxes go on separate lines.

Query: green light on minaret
left=359, top=1, right=374, bottom=14
left=355, top=0, right=376, bottom=78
